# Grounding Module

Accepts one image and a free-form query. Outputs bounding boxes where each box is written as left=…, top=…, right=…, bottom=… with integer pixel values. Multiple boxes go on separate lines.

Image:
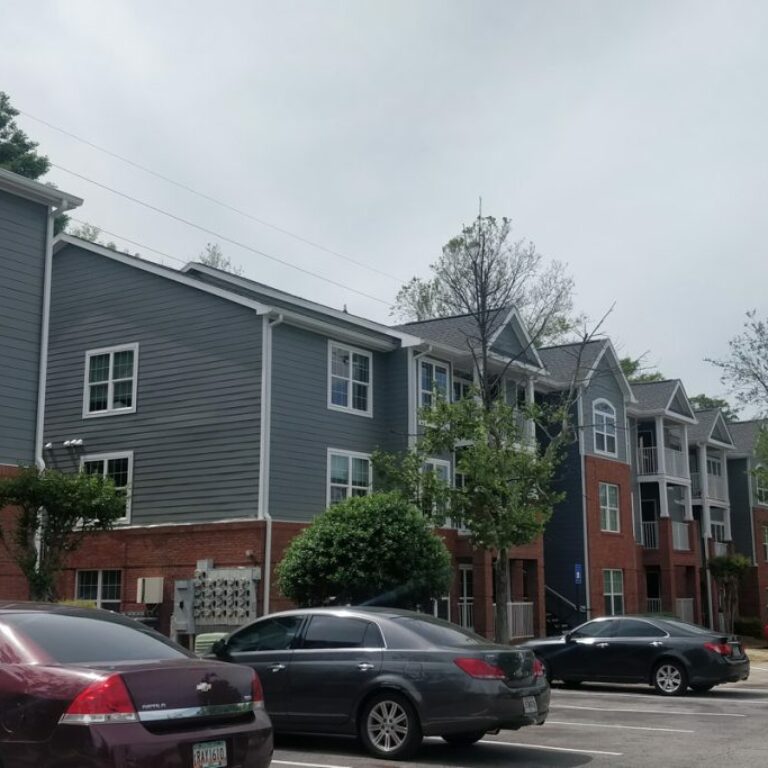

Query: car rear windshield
left=393, top=616, right=488, bottom=646
left=3, top=612, right=191, bottom=664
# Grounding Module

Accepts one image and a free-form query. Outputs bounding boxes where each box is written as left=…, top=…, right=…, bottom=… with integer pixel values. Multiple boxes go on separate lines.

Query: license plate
left=731, top=643, right=743, bottom=657
left=192, top=740, right=227, bottom=768
left=523, top=696, right=538, bottom=714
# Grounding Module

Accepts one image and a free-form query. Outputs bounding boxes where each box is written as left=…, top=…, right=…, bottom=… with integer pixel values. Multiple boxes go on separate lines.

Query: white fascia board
left=275, top=308, right=400, bottom=351
left=0, top=168, right=83, bottom=210
left=626, top=405, right=699, bottom=425
left=486, top=306, right=545, bottom=370
left=54, top=235, right=271, bottom=314
left=665, top=380, right=697, bottom=421
left=182, top=262, right=422, bottom=347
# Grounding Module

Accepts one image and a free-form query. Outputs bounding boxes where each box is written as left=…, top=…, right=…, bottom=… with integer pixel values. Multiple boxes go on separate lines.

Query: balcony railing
left=691, top=472, right=727, bottom=501
left=713, top=541, right=728, bottom=557
left=642, top=520, right=659, bottom=549
left=665, top=447, right=688, bottom=479
left=637, top=447, right=658, bottom=475
left=672, top=522, right=690, bottom=551
left=647, top=597, right=663, bottom=613
left=458, top=598, right=474, bottom=630
left=491, top=601, right=535, bottom=639
left=675, top=598, right=695, bottom=624
left=636, top=446, right=688, bottom=478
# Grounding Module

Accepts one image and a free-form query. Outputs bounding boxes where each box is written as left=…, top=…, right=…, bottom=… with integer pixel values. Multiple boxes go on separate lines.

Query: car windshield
left=4, top=612, right=192, bottom=664
left=393, top=615, right=489, bottom=646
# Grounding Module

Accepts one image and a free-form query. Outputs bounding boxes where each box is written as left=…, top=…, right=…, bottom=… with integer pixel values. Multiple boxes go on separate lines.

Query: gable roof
left=394, top=308, right=544, bottom=370
left=728, top=420, right=767, bottom=456
left=629, top=380, right=697, bottom=423
left=688, top=409, right=735, bottom=448
left=537, top=339, right=635, bottom=400
left=0, top=167, right=82, bottom=211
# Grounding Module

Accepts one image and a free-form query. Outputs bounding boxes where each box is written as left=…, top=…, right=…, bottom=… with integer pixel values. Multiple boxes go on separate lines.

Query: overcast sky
left=3, top=1, right=766, bottom=412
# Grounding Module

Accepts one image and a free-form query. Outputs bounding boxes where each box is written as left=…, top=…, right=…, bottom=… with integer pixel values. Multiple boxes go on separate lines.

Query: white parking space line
left=554, top=703, right=746, bottom=717
left=750, top=666, right=768, bottom=671
left=547, top=720, right=694, bottom=733
left=479, top=739, right=623, bottom=757
left=273, top=760, right=352, bottom=768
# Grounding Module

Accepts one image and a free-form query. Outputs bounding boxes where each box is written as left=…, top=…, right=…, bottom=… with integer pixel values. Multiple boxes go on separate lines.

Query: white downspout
left=259, top=312, right=283, bottom=616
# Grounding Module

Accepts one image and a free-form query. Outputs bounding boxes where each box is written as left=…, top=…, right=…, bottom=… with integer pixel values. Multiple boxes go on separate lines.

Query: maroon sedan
left=0, top=602, right=273, bottom=768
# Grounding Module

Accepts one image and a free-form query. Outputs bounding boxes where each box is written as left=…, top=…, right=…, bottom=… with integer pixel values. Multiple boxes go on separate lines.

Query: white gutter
left=576, top=392, right=591, bottom=618
left=259, top=312, right=284, bottom=616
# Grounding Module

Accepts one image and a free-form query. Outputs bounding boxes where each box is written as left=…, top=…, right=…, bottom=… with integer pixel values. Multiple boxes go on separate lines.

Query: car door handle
left=270, top=663, right=286, bottom=672
left=596, top=642, right=610, bottom=649
left=357, top=662, right=375, bottom=672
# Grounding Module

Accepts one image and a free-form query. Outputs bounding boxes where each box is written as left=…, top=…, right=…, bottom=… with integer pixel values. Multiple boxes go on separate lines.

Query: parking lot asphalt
left=271, top=664, right=768, bottom=768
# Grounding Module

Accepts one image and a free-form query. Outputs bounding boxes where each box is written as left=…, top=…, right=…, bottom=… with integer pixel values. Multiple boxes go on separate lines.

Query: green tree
left=68, top=222, right=118, bottom=251
left=619, top=355, right=665, bottom=383
left=753, top=427, right=768, bottom=499
left=688, top=394, right=739, bottom=422
left=0, top=467, right=127, bottom=601
left=391, top=215, right=577, bottom=345
left=707, top=554, right=752, bottom=635
left=199, top=242, right=243, bottom=275
left=376, top=393, right=569, bottom=643
left=708, top=311, right=768, bottom=413
left=276, top=492, right=452, bottom=608
left=0, top=91, right=49, bottom=178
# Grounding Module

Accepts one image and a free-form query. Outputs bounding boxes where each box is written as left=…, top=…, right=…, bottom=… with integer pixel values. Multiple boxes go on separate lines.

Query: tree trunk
left=494, top=551, right=510, bottom=644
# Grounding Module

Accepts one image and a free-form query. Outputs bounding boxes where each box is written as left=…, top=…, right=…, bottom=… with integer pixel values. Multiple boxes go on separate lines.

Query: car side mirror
left=211, top=638, right=226, bottom=656
left=564, top=631, right=574, bottom=643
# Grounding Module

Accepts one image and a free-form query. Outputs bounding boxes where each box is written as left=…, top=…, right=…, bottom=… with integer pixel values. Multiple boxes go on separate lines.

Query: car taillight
left=454, top=657, right=506, bottom=679
left=251, top=670, right=265, bottom=709
left=704, top=641, right=732, bottom=656
left=59, top=674, right=137, bottom=725
left=533, top=658, right=545, bottom=678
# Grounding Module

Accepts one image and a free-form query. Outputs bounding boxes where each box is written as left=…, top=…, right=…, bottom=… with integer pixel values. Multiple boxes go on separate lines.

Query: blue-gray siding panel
left=45, top=246, right=262, bottom=523
left=583, top=356, right=628, bottom=463
left=728, top=457, right=754, bottom=559
left=268, top=324, right=407, bottom=522
left=0, top=189, right=47, bottom=465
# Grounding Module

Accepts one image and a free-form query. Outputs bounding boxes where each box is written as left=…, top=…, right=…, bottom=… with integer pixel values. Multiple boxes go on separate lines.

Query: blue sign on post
left=574, top=563, right=583, bottom=585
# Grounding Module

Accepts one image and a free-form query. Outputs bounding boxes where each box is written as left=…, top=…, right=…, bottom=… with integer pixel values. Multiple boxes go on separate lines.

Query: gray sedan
left=209, top=606, right=549, bottom=760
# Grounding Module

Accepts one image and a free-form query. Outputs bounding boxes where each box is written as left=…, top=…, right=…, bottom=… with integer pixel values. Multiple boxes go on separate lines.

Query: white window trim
left=82, top=343, right=139, bottom=419
left=603, top=569, right=624, bottom=616
left=327, top=341, right=373, bottom=418
left=326, top=448, right=372, bottom=507
left=762, top=525, right=768, bottom=561
left=599, top=482, right=620, bottom=533
left=756, top=467, right=768, bottom=506
left=593, top=399, right=618, bottom=457
left=452, top=375, right=472, bottom=402
left=423, top=458, right=453, bottom=526
left=418, top=357, right=452, bottom=424
left=80, top=450, right=134, bottom=524
left=75, top=568, right=122, bottom=610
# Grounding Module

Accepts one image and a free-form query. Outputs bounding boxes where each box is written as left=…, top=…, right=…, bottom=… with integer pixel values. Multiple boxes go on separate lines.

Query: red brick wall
left=583, top=455, right=641, bottom=616
left=0, top=466, right=30, bottom=600
left=742, top=507, right=768, bottom=626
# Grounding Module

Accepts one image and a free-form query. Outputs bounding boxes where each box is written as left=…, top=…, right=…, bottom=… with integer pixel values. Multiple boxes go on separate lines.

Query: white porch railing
left=691, top=472, right=727, bottom=501
left=675, top=598, right=695, bottom=624
left=713, top=541, right=728, bottom=557
left=642, top=520, right=659, bottom=549
left=647, top=598, right=663, bottom=613
left=458, top=598, right=474, bottom=630
left=637, top=447, right=658, bottom=475
left=672, top=522, right=690, bottom=551
left=664, top=447, right=688, bottom=479
left=691, top=471, right=702, bottom=497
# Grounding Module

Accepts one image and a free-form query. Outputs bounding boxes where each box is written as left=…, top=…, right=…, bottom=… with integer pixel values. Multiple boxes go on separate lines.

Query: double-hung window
left=599, top=482, right=620, bottom=532
left=83, top=344, right=138, bottom=417
left=76, top=569, right=122, bottom=611
left=328, top=343, right=372, bottom=416
left=452, top=375, right=472, bottom=402
left=603, top=569, right=624, bottom=616
left=756, top=468, right=768, bottom=505
left=594, top=400, right=617, bottom=456
left=81, top=451, right=133, bottom=522
left=420, top=360, right=449, bottom=409
left=423, top=458, right=451, bottom=521
left=327, top=450, right=371, bottom=505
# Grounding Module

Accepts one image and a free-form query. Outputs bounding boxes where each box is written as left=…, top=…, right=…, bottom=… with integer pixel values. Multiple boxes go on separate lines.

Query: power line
left=53, top=164, right=392, bottom=306
left=21, top=109, right=407, bottom=283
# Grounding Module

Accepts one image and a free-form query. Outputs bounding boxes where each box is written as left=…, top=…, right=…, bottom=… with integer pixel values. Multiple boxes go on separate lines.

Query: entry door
left=286, top=615, right=383, bottom=729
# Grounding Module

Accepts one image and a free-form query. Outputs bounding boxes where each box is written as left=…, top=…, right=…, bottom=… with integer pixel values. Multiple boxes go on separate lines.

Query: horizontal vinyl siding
left=583, top=356, right=629, bottom=463
left=45, top=246, right=262, bottom=524
left=0, top=190, right=47, bottom=465
left=268, top=324, right=406, bottom=522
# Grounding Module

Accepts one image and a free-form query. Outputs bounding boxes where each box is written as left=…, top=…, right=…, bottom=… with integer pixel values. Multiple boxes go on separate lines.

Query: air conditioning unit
left=136, top=576, right=165, bottom=604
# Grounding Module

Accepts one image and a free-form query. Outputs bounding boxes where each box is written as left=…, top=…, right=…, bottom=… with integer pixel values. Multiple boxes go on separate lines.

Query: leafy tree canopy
left=0, top=467, right=127, bottom=601
left=688, top=394, right=739, bottom=422
left=391, top=215, right=578, bottom=346
left=199, top=242, right=243, bottom=275
left=0, top=91, right=49, bottom=179
left=619, top=355, right=665, bottom=383
left=276, top=492, right=452, bottom=609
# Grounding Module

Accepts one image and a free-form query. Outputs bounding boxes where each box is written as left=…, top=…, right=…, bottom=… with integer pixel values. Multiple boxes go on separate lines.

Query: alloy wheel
left=655, top=663, right=683, bottom=694
left=366, top=699, right=409, bottom=753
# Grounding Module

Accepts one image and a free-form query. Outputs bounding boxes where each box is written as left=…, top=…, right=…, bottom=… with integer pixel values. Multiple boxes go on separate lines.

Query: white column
left=656, top=416, right=666, bottom=475
left=526, top=377, right=536, bottom=444
left=684, top=485, right=693, bottom=521
left=725, top=508, right=732, bottom=542
left=660, top=481, right=670, bottom=518
left=680, top=425, right=689, bottom=478
left=702, top=502, right=711, bottom=540
left=698, top=444, right=709, bottom=500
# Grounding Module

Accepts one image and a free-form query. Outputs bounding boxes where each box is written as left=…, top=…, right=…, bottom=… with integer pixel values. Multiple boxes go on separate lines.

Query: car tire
left=653, top=660, right=688, bottom=696
left=690, top=683, right=715, bottom=693
left=359, top=691, right=422, bottom=760
left=442, top=730, right=487, bottom=746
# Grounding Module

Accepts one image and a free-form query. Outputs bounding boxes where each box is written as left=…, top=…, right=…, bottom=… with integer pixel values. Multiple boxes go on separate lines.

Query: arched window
left=594, top=399, right=617, bottom=456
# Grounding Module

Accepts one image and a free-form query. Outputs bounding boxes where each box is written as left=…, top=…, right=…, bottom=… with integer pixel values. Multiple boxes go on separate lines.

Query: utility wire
left=52, top=164, right=392, bottom=306
left=21, top=109, right=406, bottom=283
